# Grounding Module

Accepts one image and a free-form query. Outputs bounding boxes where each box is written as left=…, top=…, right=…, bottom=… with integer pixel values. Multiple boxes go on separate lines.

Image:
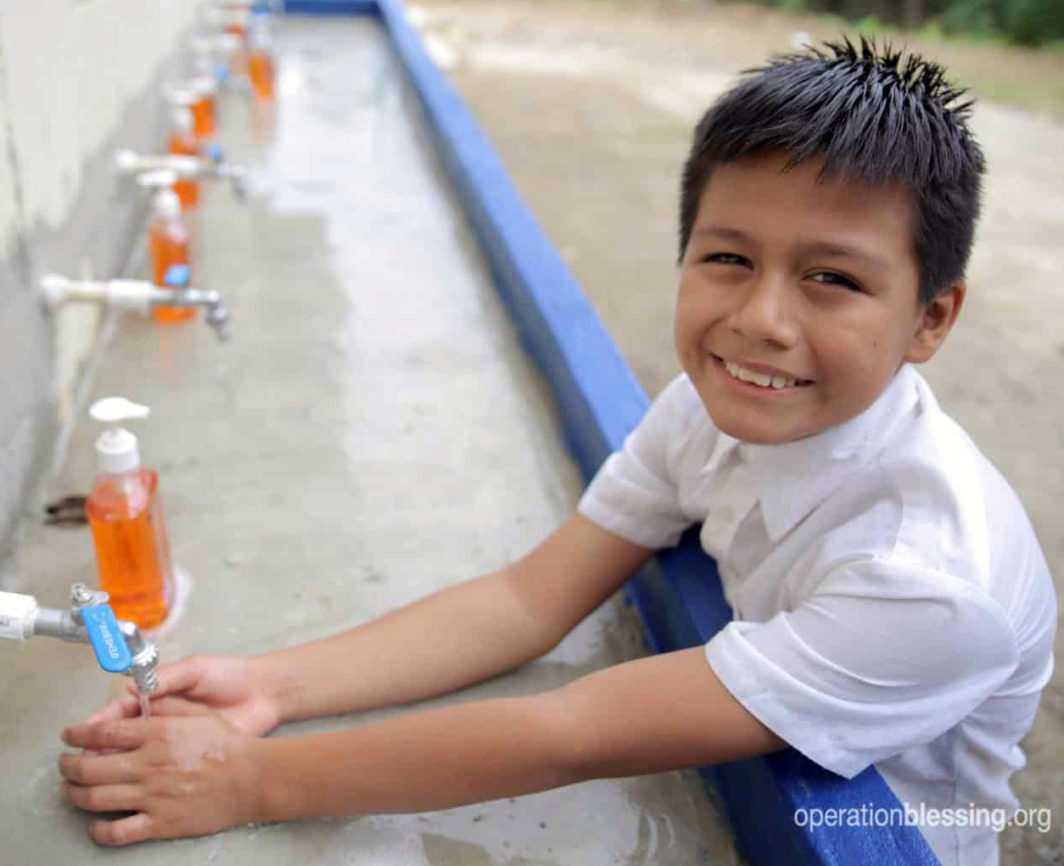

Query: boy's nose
left=726, top=272, right=800, bottom=349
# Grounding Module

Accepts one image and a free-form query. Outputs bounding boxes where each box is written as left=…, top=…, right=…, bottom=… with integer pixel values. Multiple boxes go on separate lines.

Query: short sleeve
left=577, top=374, right=698, bottom=549
left=704, top=558, right=1020, bottom=779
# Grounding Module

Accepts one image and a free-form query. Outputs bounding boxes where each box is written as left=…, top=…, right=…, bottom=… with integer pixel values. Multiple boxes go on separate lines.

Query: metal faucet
left=0, top=584, right=159, bottom=696
left=115, top=149, right=247, bottom=201
left=40, top=273, right=232, bottom=342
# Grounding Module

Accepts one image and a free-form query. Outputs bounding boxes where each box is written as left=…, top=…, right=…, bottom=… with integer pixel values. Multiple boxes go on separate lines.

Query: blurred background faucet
left=115, top=147, right=247, bottom=201
left=40, top=270, right=232, bottom=342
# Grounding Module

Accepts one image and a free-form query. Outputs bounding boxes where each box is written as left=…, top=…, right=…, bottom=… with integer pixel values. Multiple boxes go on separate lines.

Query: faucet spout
left=115, top=148, right=247, bottom=201
left=6, top=584, right=161, bottom=697
left=170, top=287, right=232, bottom=341
left=117, top=620, right=160, bottom=696
left=40, top=274, right=232, bottom=342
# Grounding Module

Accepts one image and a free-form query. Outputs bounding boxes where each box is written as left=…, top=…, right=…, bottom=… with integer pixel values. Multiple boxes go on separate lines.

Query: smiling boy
left=61, top=39, right=1056, bottom=866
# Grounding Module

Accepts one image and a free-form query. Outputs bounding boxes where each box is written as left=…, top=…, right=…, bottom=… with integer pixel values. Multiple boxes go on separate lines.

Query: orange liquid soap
left=249, top=51, right=275, bottom=101
left=247, top=12, right=275, bottom=101
left=167, top=132, right=200, bottom=208
left=191, top=95, right=216, bottom=139
left=149, top=206, right=195, bottom=323
left=87, top=467, right=174, bottom=631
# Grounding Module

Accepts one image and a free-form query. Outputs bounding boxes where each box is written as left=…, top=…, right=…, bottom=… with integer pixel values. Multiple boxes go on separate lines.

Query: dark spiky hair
left=678, top=37, right=985, bottom=306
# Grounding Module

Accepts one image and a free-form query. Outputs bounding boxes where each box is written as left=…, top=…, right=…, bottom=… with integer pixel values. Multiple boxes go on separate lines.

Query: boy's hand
left=84, top=654, right=282, bottom=737
left=59, top=700, right=262, bottom=846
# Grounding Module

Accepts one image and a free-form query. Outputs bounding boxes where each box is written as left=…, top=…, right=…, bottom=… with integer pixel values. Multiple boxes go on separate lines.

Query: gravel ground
left=404, top=0, right=1064, bottom=861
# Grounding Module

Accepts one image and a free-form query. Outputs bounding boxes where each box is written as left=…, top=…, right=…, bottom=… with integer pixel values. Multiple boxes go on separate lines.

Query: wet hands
left=84, top=653, right=282, bottom=737
left=59, top=699, right=262, bottom=846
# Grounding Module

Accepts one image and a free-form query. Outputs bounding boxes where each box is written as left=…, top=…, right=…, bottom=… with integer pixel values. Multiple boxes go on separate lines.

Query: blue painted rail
left=282, top=1, right=940, bottom=862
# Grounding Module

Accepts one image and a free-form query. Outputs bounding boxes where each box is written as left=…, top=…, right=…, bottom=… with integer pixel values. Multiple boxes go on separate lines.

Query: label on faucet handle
left=81, top=606, right=132, bottom=674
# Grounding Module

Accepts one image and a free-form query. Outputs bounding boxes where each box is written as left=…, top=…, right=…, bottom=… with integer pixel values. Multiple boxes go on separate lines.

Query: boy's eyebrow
left=691, top=226, right=888, bottom=267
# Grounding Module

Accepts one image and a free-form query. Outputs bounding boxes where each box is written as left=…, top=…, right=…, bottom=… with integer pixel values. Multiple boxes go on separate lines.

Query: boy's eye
left=703, top=253, right=750, bottom=267
left=808, top=271, right=862, bottom=292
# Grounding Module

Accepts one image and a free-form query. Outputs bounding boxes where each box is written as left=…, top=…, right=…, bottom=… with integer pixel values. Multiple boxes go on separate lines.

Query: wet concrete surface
left=0, top=14, right=737, bottom=866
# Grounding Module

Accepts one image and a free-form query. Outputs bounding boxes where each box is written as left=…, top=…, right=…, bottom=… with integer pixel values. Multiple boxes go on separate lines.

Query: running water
left=139, top=694, right=152, bottom=720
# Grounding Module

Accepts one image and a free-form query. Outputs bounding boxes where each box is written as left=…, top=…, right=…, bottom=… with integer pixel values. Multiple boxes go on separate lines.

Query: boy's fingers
left=63, top=781, right=143, bottom=814
left=150, top=659, right=203, bottom=697
left=88, top=813, right=155, bottom=847
left=85, top=695, right=140, bottom=725
left=62, top=719, right=148, bottom=752
left=58, top=750, right=140, bottom=786
left=148, top=696, right=213, bottom=717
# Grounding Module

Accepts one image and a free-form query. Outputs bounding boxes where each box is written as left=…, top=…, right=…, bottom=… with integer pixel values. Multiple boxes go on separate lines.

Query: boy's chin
left=703, top=403, right=823, bottom=445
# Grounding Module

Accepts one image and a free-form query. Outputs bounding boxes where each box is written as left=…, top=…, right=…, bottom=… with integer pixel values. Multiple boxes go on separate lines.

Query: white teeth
left=724, top=360, right=801, bottom=389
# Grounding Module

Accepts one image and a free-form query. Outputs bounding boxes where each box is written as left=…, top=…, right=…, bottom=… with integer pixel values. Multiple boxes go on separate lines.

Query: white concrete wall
left=0, top=0, right=203, bottom=569
left=1, top=0, right=198, bottom=231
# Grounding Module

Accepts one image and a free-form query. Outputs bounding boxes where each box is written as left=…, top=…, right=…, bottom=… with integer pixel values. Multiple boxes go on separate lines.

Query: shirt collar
left=716, top=362, right=923, bottom=543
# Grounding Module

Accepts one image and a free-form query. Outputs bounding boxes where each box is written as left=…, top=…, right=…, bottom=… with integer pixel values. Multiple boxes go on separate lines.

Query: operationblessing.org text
left=793, top=803, right=1053, bottom=834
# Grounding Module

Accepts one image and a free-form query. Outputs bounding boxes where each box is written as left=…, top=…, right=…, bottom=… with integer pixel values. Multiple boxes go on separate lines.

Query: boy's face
left=675, top=151, right=963, bottom=445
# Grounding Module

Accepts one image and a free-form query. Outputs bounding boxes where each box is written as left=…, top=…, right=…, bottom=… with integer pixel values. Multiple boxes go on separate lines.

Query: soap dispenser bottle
left=85, top=398, right=175, bottom=631
left=146, top=180, right=195, bottom=323
left=247, top=8, right=275, bottom=101
left=167, top=107, right=200, bottom=208
left=189, top=77, right=218, bottom=140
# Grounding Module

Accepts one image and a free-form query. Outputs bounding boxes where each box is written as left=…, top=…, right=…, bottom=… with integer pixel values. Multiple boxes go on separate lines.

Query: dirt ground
left=403, top=0, right=1064, bottom=861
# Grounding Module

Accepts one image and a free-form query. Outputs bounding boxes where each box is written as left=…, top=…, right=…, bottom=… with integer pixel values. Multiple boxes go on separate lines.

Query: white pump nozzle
left=191, top=32, right=244, bottom=67
left=90, top=397, right=150, bottom=424
left=172, top=107, right=195, bottom=137
left=135, top=171, right=182, bottom=220
left=155, top=188, right=182, bottom=221
left=162, top=84, right=199, bottom=107
left=190, top=75, right=218, bottom=98
left=90, top=398, right=150, bottom=474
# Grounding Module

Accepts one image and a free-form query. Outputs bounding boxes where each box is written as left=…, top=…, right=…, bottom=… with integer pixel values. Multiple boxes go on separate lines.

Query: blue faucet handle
left=81, top=606, right=132, bottom=674
left=163, top=264, right=191, bottom=289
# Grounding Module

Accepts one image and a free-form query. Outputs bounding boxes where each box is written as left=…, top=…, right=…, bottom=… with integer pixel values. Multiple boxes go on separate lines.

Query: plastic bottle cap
left=173, top=107, right=194, bottom=136
left=90, top=398, right=150, bottom=475
left=191, top=75, right=217, bottom=97
left=95, top=427, right=139, bottom=474
left=249, top=12, right=271, bottom=48
left=168, top=87, right=197, bottom=107
left=155, top=188, right=182, bottom=220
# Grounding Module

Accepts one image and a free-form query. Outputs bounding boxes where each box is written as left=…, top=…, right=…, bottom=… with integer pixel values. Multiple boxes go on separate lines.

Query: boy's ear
left=904, top=282, right=965, bottom=364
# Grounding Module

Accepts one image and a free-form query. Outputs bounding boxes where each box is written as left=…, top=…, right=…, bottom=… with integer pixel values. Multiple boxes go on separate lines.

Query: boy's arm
left=60, top=643, right=789, bottom=844
left=257, top=647, right=789, bottom=819
left=245, top=512, right=657, bottom=722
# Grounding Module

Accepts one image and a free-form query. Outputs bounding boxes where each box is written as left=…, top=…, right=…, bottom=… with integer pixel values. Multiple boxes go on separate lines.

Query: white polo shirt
left=577, top=362, right=1057, bottom=866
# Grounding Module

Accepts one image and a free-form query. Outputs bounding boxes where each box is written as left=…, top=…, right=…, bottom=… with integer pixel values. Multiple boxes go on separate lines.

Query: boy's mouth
left=711, top=355, right=814, bottom=391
